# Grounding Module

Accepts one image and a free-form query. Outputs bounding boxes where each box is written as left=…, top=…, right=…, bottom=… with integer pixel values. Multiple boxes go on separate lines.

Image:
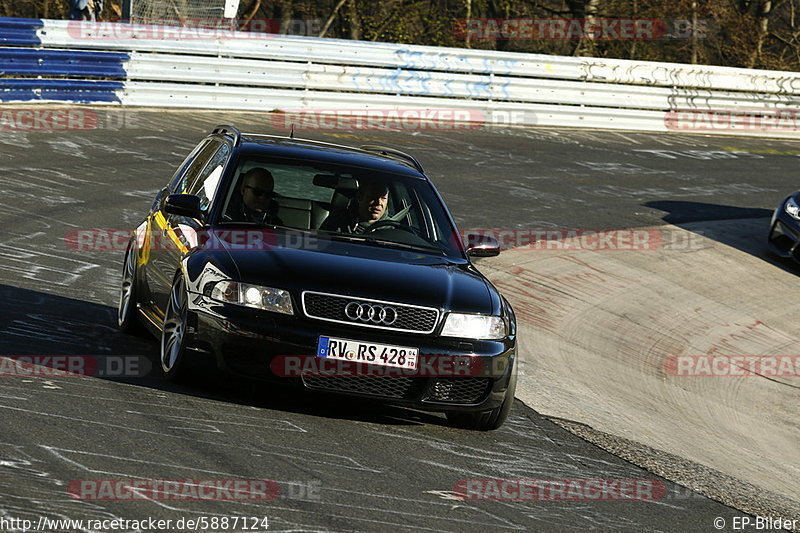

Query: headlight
left=785, top=197, right=800, bottom=220
left=441, top=313, right=506, bottom=340
left=209, top=281, right=294, bottom=315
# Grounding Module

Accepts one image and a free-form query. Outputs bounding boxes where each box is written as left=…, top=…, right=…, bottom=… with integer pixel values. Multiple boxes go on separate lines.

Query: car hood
left=206, top=229, right=497, bottom=315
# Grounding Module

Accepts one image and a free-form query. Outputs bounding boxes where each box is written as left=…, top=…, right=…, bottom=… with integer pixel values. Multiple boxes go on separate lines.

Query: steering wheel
left=362, top=219, right=419, bottom=235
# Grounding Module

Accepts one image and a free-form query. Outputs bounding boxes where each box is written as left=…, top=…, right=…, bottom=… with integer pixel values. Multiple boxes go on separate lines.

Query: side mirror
left=465, top=234, right=501, bottom=257
left=164, top=194, right=204, bottom=220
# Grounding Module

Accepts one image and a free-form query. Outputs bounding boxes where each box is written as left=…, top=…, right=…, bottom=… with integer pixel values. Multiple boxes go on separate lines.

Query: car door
left=163, top=140, right=231, bottom=266
left=148, top=140, right=228, bottom=317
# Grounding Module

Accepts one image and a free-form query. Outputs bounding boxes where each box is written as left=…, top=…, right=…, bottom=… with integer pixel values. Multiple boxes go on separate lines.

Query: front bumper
left=185, top=295, right=516, bottom=413
left=767, top=205, right=800, bottom=261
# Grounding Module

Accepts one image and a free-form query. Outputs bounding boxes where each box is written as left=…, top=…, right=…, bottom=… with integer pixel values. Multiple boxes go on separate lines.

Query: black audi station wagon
left=118, top=125, right=517, bottom=430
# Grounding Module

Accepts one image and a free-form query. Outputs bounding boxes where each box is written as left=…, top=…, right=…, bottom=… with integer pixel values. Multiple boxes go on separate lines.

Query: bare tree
left=318, top=0, right=349, bottom=38
left=570, top=0, right=601, bottom=56
left=238, top=0, right=262, bottom=30
left=748, top=0, right=775, bottom=66
left=464, top=0, right=472, bottom=48
left=347, top=0, right=361, bottom=40
left=277, top=0, right=293, bottom=34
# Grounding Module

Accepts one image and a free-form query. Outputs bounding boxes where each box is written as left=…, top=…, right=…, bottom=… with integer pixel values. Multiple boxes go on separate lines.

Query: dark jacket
left=224, top=193, right=283, bottom=225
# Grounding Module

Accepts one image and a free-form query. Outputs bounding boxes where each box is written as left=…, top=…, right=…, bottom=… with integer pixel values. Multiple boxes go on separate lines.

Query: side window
left=167, top=140, right=211, bottom=193
left=170, top=140, right=221, bottom=194
left=188, top=142, right=231, bottom=212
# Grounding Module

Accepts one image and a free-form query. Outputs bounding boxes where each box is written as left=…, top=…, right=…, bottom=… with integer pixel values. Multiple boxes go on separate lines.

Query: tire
left=118, top=241, right=146, bottom=335
left=160, top=274, right=190, bottom=382
left=446, top=364, right=517, bottom=431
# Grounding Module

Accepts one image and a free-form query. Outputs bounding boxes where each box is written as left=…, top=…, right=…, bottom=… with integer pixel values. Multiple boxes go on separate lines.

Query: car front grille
left=426, top=378, right=491, bottom=403
left=302, top=375, right=416, bottom=399
left=302, top=291, right=439, bottom=333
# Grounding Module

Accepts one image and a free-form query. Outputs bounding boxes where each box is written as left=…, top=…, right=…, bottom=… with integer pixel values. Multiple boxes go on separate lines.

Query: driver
left=321, top=181, right=390, bottom=234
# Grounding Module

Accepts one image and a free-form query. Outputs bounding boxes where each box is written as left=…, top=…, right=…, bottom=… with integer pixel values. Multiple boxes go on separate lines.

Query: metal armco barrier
left=0, top=18, right=44, bottom=45
left=2, top=17, right=800, bottom=137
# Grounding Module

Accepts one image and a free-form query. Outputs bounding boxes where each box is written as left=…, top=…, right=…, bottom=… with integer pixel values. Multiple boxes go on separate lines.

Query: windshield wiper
left=364, top=238, right=447, bottom=256
left=313, top=231, right=449, bottom=256
left=323, top=233, right=369, bottom=244
left=216, top=220, right=282, bottom=229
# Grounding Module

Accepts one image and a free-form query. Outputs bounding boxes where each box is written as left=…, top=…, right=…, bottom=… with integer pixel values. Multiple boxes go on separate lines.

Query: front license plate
left=317, top=336, right=418, bottom=370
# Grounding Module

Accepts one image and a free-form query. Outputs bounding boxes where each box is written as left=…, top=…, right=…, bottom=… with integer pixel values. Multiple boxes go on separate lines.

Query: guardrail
left=0, top=17, right=43, bottom=45
left=2, top=17, right=800, bottom=137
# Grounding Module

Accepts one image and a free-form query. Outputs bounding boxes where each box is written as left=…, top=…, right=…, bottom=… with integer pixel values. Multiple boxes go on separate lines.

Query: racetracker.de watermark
left=270, top=354, right=495, bottom=377
left=67, top=479, right=281, bottom=501
left=66, top=228, right=709, bottom=253
left=0, top=109, right=97, bottom=131
left=67, top=18, right=323, bottom=40
left=0, top=355, right=151, bottom=378
left=454, top=479, right=666, bottom=501
left=664, top=355, right=800, bottom=377
left=0, top=109, right=148, bottom=131
left=270, top=109, right=536, bottom=131
left=461, top=228, right=709, bottom=252
left=454, top=18, right=713, bottom=41
left=65, top=228, right=321, bottom=252
left=665, top=109, right=800, bottom=132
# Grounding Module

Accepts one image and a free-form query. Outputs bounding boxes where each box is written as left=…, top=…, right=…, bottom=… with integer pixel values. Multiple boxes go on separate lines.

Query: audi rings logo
left=345, top=302, right=398, bottom=325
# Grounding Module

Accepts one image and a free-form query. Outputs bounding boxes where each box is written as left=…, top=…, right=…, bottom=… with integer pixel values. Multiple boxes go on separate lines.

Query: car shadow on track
left=644, top=200, right=800, bottom=274
left=645, top=200, right=772, bottom=225
left=0, top=283, right=452, bottom=428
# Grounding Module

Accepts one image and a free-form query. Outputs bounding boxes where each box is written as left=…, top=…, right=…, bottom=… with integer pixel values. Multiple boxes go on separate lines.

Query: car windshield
left=216, top=156, right=464, bottom=257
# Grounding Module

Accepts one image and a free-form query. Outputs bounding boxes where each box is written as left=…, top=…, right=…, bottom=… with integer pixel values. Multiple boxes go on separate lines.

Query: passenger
left=231, top=168, right=283, bottom=225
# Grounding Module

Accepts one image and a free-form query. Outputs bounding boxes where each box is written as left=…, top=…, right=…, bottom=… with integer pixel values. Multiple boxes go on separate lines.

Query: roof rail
left=212, top=124, right=242, bottom=146
left=246, top=134, right=409, bottom=158
left=360, top=145, right=424, bottom=173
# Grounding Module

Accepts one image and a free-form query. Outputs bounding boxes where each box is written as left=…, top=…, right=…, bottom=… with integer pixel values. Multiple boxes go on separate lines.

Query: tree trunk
left=691, top=0, right=698, bottom=64
left=239, top=0, right=262, bottom=30
left=347, top=0, right=361, bottom=40
left=572, top=0, right=600, bottom=57
left=278, top=0, right=293, bottom=34
left=748, top=0, right=773, bottom=67
left=629, top=0, right=637, bottom=59
left=318, top=0, right=349, bottom=38
left=464, top=0, right=472, bottom=49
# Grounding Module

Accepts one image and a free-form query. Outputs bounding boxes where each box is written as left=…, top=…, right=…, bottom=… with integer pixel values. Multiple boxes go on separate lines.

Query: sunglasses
left=244, top=185, right=272, bottom=198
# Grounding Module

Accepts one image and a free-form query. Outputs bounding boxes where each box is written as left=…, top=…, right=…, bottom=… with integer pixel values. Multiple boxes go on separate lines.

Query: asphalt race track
left=0, top=108, right=798, bottom=532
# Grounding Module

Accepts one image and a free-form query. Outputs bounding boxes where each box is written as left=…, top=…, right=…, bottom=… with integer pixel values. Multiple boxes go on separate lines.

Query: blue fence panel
left=0, top=48, right=129, bottom=78
left=0, top=18, right=43, bottom=46
left=0, top=79, right=123, bottom=103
